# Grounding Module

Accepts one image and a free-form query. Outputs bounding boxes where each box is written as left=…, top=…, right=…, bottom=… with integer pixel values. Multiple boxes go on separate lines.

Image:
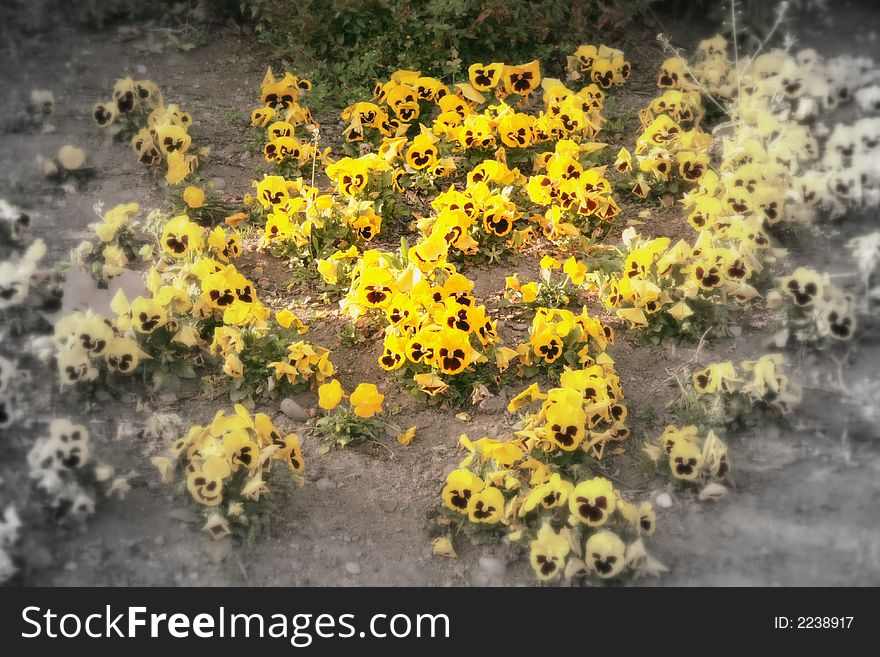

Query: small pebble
left=315, top=477, right=333, bottom=491
left=655, top=492, right=673, bottom=509
left=280, top=398, right=309, bottom=421
left=344, top=562, right=361, bottom=575
left=479, top=556, right=506, bottom=577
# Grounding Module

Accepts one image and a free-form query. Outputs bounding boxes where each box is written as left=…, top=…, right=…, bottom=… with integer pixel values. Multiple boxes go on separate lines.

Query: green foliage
left=638, top=297, right=732, bottom=346
left=244, top=0, right=655, bottom=109
left=313, top=408, right=386, bottom=450
left=340, top=320, right=368, bottom=346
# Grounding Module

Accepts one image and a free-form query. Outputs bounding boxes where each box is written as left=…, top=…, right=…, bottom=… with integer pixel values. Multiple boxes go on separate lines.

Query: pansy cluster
left=516, top=306, right=616, bottom=380
left=341, top=61, right=545, bottom=147
left=93, top=77, right=199, bottom=185
left=504, top=255, right=588, bottom=309
left=92, top=76, right=161, bottom=130
left=507, top=363, right=629, bottom=461
left=0, top=239, right=46, bottom=313
left=587, top=43, right=851, bottom=339
left=442, top=459, right=661, bottom=582
left=437, top=305, right=647, bottom=582
left=692, top=354, right=803, bottom=411
left=772, top=267, right=857, bottom=344
left=53, top=306, right=148, bottom=386
left=266, top=335, right=335, bottom=390
left=27, top=418, right=131, bottom=522
left=681, top=39, right=880, bottom=348
left=566, top=44, right=632, bottom=89
left=250, top=174, right=376, bottom=262
left=52, top=212, right=244, bottom=387
left=630, top=108, right=713, bottom=196
left=435, top=75, right=607, bottom=158
left=153, top=215, right=333, bottom=398
left=311, top=380, right=405, bottom=449
left=334, top=246, right=506, bottom=399
left=666, top=37, right=880, bottom=224
left=250, top=67, right=325, bottom=175
left=339, top=59, right=615, bottom=185
left=415, top=158, right=531, bottom=260
left=526, top=139, right=621, bottom=243
left=643, top=424, right=730, bottom=499
left=53, top=203, right=334, bottom=401
left=71, top=202, right=148, bottom=281
left=590, top=227, right=763, bottom=341
left=150, top=405, right=305, bottom=539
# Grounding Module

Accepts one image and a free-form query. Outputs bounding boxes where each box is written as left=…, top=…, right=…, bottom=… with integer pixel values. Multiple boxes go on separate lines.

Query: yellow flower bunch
left=340, top=59, right=611, bottom=193
left=440, top=443, right=661, bottom=582
left=772, top=267, right=857, bottom=343
left=439, top=83, right=607, bottom=158
left=325, top=153, right=396, bottom=200
left=414, top=159, right=533, bottom=259
left=701, top=353, right=801, bottom=405
left=251, top=67, right=324, bottom=172
left=312, top=380, right=399, bottom=449
left=644, top=425, right=731, bottom=486
left=638, top=89, right=705, bottom=128
left=27, top=418, right=125, bottom=522
left=92, top=76, right=161, bottom=128
left=674, top=353, right=801, bottom=433
left=339, top=247, right=506, bottom=396
left=516, top=306, right=615, bottom=378
left=151, top=405, right=305, bottom=539
left=0, top=239, right=46, bottom=311
left=51, top=257, right=211, bottom=388
left=52, top=306, right=152, bottom=386
left=504, top=256, right=587, bottom=308
left=509, top=361, right=628, bottom=458
left=633, top=113, right=713, bottom=189
left=340, top=99, right=402, bottom=144
left=92, top=76, right=200, bottom=186
left=340, top=69, right=440, bottom=143
left=251, top=175, right=370, bottom=260
left=268, top=340, right=335, bottom=388
left=610, top=47, right=860, bottom=349
left=526, top=139, right=620, bottom=242
left=567, top=44, right=632, bottom=88
left=433, top=268, right=652, bottom=582
left=190, top=257, right=270, bottom=326
left=667, top=34, right=817, bottom=103
left=595, top=227, right=762, bottom=338
left=341, top=62, right=537, bottom=148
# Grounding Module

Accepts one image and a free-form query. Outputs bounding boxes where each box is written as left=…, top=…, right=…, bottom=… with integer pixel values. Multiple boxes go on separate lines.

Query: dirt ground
left=1, top=5, right=879, bottom=587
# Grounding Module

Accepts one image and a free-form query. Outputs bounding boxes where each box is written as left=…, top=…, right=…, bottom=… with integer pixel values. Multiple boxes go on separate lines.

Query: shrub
left=245, top=0, right=655, bottom=108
